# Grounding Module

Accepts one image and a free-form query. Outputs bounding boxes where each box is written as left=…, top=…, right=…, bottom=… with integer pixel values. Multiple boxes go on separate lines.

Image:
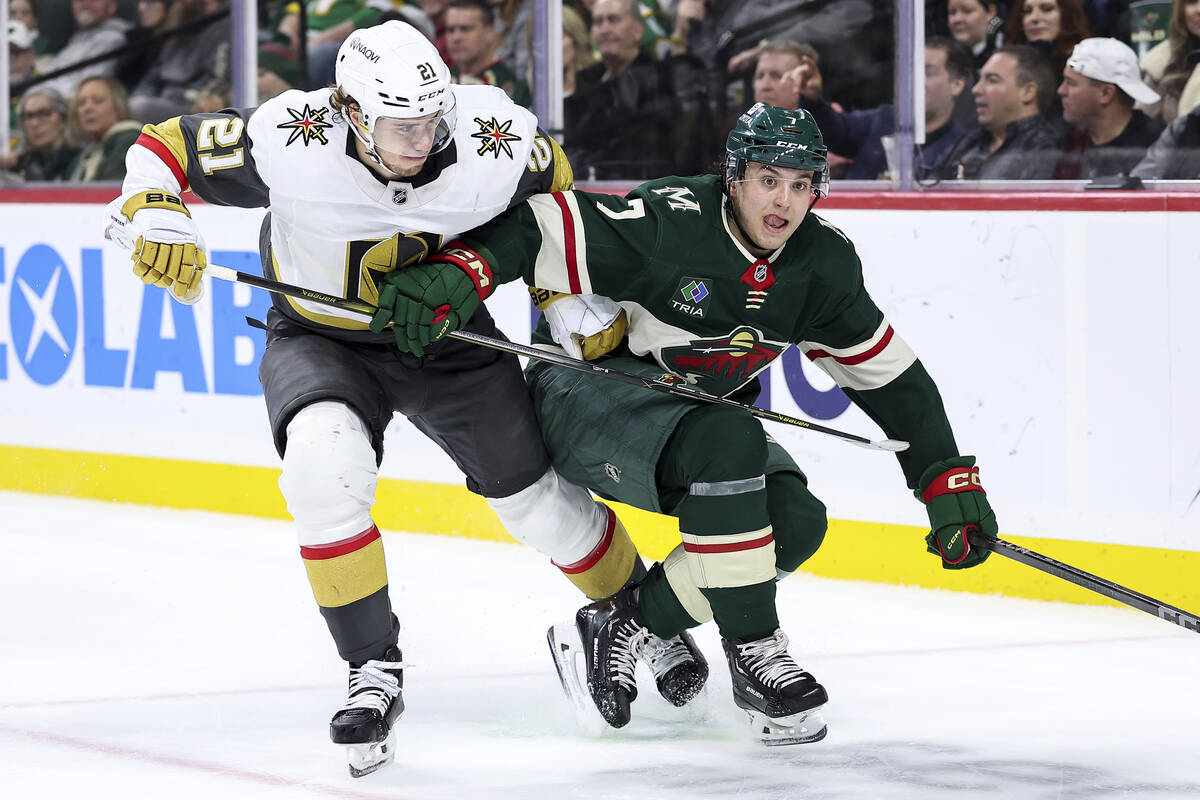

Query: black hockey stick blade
left=206, top=264, right=908, bottom=453
left=967, top=531, right=1200, bottom=634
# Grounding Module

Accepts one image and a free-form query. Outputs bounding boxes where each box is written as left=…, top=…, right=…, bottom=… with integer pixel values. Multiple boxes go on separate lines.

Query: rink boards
left=0, top=189, right=1197, bottom=610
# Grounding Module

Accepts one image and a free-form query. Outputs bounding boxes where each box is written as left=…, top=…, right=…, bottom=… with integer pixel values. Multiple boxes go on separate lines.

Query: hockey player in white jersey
left=103, top=20, right=706, bottom=777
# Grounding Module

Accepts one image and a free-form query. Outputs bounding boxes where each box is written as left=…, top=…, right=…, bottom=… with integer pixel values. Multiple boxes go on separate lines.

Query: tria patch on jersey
left=661, top=327, right=785, bottom=395
left=671, top=277, right=711, bottom=318
left=276, top=104, right=332, bottom=147
left=471, top=116, right=522, bottom=159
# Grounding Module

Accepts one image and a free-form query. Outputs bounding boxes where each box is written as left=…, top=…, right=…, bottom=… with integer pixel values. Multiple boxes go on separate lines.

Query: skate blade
left=746, top=707, right=828, bottom=747
left=346, top=734, right=394, bottom=778
left=547, top=622, right=607, bottom=735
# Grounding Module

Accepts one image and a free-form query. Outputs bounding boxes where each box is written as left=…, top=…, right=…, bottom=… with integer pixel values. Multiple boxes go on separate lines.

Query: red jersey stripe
left=553, top=192, right=582, bottom=294
left=805, top=325, right=895, bottom=365
left=135, top=133, right=189, bottom=192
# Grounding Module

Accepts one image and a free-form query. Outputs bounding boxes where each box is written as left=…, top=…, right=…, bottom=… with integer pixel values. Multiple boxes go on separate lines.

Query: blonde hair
left=69, top=76, right=132, bottom=142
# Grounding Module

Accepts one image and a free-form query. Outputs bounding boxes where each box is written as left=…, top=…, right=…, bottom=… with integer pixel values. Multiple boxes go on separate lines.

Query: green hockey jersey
left=461, top=174, right=960, bottom=487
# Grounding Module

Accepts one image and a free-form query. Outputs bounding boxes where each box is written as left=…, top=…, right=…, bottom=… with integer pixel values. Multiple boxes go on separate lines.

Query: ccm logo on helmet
left=418, top=88, right=445, bottom=101
left=350, top=38, right=380, bottom=63
left=775, top=140, right=809, bottom=149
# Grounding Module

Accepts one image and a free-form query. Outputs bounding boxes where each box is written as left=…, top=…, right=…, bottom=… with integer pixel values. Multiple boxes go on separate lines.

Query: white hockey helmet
left=335, top=20, right=457, bottom=164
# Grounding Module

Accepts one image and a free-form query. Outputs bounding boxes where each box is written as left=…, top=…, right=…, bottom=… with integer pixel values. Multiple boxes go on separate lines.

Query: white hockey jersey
left=121, top=84, right=571, bottom=333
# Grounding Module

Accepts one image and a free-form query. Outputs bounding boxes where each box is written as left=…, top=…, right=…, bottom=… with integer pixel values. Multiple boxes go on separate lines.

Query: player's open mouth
left=764, top=215, right=788, bottom=232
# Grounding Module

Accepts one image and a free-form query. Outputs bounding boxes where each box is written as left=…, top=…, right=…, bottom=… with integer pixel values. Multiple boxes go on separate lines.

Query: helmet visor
left=372, top=94, right=457, bottom=160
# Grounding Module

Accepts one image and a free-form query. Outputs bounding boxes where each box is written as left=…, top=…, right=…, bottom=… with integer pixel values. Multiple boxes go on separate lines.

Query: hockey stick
left=966, top=531, right=1200, bottom=634
left=205, top=263, right=908, bottom=452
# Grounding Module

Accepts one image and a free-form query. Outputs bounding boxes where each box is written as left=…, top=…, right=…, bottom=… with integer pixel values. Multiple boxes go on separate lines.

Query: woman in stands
left=1139, top=0, right=1200, bottom=123
left=1004, top=0, right=1091, bottom=76
left=67, top=76, right=142, bottom=182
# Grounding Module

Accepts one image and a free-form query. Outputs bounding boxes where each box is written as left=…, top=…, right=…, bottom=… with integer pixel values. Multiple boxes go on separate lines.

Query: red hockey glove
left=918, top=456, right=997, bottom=569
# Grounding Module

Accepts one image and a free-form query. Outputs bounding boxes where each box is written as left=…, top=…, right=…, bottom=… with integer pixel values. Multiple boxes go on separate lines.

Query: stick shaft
left=206, top=264, right=907, bottom=452
left=967, top=531, right=1200, bottom=634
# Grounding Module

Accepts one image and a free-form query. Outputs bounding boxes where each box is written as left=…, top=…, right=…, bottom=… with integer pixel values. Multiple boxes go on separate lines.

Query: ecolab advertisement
left=2, top=200, right=1199, bottom=554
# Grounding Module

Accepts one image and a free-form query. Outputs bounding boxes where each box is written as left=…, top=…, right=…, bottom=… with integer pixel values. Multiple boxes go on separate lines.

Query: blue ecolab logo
left=2, top=245, right=269, bottom=394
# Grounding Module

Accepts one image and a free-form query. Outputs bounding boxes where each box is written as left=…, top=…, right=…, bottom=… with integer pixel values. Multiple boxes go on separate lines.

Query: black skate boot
left=722, top=629, right=828, bottom=746
left=575, top=586, right=650, bottom=728
left=641, top=631, right=709, bottom=707
left=330, top=645, right=406, bottom=777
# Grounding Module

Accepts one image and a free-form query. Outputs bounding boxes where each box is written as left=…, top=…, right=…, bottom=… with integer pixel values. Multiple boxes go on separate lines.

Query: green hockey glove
left=917, top=455, right=997, bottom=569
left=368, top=244, right=492, bottom=357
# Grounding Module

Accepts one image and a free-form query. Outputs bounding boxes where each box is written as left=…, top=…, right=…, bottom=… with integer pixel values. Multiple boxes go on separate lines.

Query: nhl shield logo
left=754, top=262, right=768, bottom=283
left=392, top=187, right=408, bottom=205
left=604, top=463, right=622, bottom=483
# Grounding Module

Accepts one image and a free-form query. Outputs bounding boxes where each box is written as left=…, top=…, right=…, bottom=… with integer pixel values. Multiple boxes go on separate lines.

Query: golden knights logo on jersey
left=471, top=116, right=522, bottom=158
left=661, top=327, right=785, bottom=396
left=276, top=104, right=333, bottom=146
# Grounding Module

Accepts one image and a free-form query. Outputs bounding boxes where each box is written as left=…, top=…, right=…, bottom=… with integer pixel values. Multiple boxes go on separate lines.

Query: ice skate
left=330, top=646, right=406, bottom=777
left=641, top=631, right=709, bottom=706
left=722, top=629, right=828, bottom=746
left=575, top=586, right=650, bottom=727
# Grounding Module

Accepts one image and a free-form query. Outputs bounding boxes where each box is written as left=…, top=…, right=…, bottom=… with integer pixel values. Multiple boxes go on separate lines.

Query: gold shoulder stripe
left=548, top=137, right=574, bottom=192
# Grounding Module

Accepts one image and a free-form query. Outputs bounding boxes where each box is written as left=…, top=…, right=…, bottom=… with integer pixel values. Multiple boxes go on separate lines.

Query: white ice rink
left=2, top=490, right=1198, bottom=799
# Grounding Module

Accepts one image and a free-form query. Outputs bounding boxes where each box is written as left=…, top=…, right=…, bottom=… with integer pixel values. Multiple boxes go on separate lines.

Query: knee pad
left=667, top=405, right=768, bottom=484
left=768, top=472, right=828, bottom=575
left=279, top=401, right=378, bottom=546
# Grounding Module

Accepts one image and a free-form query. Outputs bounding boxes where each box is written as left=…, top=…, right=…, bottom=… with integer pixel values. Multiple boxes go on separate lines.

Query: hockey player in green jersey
left=369, top=103, right=999, bottom=744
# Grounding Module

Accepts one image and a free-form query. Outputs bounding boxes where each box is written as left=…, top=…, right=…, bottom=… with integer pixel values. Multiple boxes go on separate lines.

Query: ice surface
left=1, top=491, right=1197, bottom=799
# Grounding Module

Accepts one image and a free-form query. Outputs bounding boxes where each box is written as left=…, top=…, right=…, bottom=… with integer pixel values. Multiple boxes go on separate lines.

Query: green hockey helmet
left=724, top=103, right=829, bottom=198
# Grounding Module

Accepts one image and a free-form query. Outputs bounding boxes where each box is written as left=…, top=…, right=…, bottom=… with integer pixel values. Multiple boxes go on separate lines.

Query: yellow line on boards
left=4, top=444, right=1197, bottom=611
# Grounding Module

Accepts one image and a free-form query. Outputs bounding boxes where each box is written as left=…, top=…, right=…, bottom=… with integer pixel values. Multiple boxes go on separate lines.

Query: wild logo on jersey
left=471, top=116, right=521, bottom=158
left=277, top=104, right=332, bottom=146
left=660, top=326, right=785, bottom=396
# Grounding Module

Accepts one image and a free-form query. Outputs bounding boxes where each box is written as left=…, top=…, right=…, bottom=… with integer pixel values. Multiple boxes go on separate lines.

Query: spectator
left=1053, top=37, right=1164, bottom=178
left=67, top=75, right=141, bottom=182
left=665, top=0, right=704, bottom=56
left=446, top=0, right=530, bottom=106
left=745, top=41, right=854, bottom=175
left=10, top=0, right=54, bottom=57
left=1138, top=0, right=1200, bottom=123
left=948, top=0, right=1005, bottom=70
left=190, top=78, right=230, bottom=113
left=4, top=87, right=80, bottom=181
left=941, top=44, right=1061, bottom=178
left=564, top=0, right=712, bottom=179
left=116, top=0, right=173, bottom=91
left=491, top=0, right=534, bottom=84
left=752, top=39, right=818, bottom=109
left=41, top=0, right=134, bottom=99
left=279, top=1, right=432, bottom=88
left=417, top=0, right=453, bottom=62
left=795, top=37, right=973, bottom=180
left=1131, top=103, right=1200, bottom=177
left=128, top=0, right=231, bottom=124
left=562, top=4, right=593, bottom=97
left=1004, top=0, right=1093, bottom=76
left=257, top=44, right=305, bottom=103
left=9, top=19, right=38, bottom=86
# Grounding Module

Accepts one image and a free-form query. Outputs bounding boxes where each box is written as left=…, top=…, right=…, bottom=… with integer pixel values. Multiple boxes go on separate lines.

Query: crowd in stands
left=4, top=0, right=1199, bottom=185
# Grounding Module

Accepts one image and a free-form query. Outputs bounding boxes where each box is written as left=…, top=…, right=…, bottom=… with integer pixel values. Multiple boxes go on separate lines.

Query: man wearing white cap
left=1053, top=37, right=1165, bottom=179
